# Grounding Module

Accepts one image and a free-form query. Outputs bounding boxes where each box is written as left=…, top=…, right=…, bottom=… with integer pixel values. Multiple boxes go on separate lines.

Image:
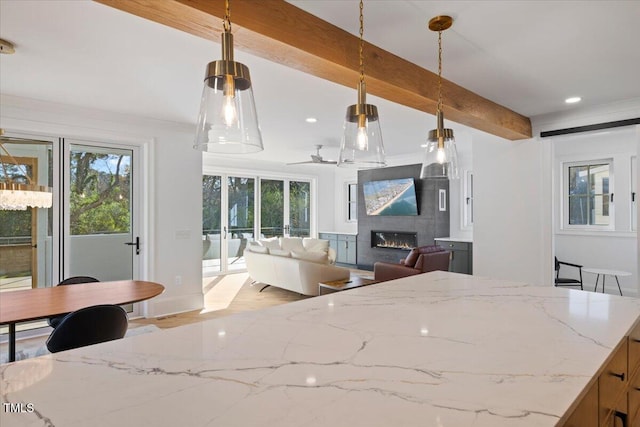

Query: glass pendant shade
left=420, top=110, right=459, bottom=179
left=194, top=31, right=263, bottom=154
left=338, top=82, right=386, bottom=168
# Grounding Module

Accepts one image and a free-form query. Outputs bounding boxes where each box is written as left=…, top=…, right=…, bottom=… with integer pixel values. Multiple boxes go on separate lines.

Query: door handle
left=124, top=236, right=140, bottom=255
left=223, top=226, right=227, bottom=239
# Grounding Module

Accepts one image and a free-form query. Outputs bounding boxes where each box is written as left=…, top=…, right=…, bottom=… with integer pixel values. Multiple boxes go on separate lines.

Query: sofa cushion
left=259, top=237, right=281, bottom=250
left=247, top=242, right=269, bottom=254
left=291, top=250, right=328, bottom=264
left=280, top=237, right=305, bottom=253
left=302, top=238, right=329, bottom=253
left=270, top=248, right=291, bottom=257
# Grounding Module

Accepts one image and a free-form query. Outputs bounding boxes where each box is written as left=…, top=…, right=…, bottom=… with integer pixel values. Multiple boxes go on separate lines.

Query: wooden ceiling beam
left=95, top=0, right=532, bottom=140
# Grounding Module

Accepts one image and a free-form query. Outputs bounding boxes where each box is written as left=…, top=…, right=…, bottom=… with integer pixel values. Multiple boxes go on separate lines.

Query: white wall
left=472, top=131, right=551, bottom=285
left=1, top=95, right=203, bottom=317
left=549, top=116, right=639, bottom=296
left=472, top=97, right=640, bottom=288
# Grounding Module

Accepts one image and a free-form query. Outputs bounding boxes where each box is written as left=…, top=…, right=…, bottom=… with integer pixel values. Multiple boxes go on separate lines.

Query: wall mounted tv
left=363, top=178, right=419, bottom=216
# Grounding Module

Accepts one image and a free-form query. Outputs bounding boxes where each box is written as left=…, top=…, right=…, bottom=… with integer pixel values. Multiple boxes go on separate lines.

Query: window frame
left=346, top=182, right=357, bottom=222
left=562, top=158, right=614, bottom=231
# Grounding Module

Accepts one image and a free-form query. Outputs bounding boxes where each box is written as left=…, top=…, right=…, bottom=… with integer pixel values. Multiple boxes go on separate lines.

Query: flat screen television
left=363, top=178, right=418, bottom=216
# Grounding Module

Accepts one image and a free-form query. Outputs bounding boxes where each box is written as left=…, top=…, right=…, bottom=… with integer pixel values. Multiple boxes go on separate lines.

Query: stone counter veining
left=2, top=271, right=639, bottom=426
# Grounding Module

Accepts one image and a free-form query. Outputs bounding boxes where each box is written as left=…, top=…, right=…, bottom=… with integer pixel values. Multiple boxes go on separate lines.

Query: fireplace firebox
left=371, top=231, right=418, bottom=250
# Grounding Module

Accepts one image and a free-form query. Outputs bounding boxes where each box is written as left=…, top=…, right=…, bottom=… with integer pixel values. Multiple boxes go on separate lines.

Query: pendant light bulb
left=436, top=144, right=446, bottom=164
left=222, top=74, right=237, bottom=128
left=356, top=116, right=368, bottom=150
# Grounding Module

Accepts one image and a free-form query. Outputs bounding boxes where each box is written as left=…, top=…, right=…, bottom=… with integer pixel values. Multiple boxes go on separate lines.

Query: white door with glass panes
left=62, top=141, right=140, bottom=292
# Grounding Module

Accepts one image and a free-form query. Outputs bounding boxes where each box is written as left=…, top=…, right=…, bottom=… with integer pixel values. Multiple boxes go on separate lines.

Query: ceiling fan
left=286, top=144, right=337, bottom=165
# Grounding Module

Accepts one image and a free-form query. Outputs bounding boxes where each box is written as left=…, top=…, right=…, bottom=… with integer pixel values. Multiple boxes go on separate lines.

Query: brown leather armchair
left=374, top=245, right=451, bottom=282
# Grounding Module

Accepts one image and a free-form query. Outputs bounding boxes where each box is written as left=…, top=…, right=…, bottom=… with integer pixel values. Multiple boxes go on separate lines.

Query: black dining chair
left=48, top=276, right=100, bottom=328
left=46, top=304, right=128, bottom=353
left=554, top=256, right=583, bottom=290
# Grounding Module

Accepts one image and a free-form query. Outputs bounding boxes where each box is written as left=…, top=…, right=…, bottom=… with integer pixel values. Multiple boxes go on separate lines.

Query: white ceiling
left=1, top=0, right=639, bottom=165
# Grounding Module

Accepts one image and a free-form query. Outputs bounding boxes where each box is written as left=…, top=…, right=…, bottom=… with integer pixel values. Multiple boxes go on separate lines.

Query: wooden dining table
left=0, top=280, right=164, bottom=363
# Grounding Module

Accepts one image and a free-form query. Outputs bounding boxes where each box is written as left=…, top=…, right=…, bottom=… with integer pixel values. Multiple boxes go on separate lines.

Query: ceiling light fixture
left=305, top=117, right=318, bottom=123
left=0, top=129, right=53, bottom=211
left=420, top=16, right=459, bottom=180
left=193, top=0, right=263, bottom=154
left=338, top=0, right=385, bottom=169
left=565, top=96, right=582, bottom=104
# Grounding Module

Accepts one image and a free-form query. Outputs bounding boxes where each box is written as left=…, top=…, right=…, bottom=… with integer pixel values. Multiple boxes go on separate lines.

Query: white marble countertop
left=2, top=271, right=639, bottom=426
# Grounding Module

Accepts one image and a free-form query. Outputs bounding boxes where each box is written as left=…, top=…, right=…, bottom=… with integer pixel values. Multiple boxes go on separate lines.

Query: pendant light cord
left=223, top=0, right=231, bottom=32
left=359, top=0, right=364, bottom=84
left=437, top=30, right=443, bottom=114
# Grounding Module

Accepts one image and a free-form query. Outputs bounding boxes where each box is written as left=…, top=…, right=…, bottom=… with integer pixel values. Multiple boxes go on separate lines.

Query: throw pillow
left=280, top=237, right=305, bottom=253
left=291, top=250, right=328, bottom=264
left=259, top=237, right=281, bottom=250
left=302, top=238, right=329, bottom=253
left=270, top=249, right=291, bottom=257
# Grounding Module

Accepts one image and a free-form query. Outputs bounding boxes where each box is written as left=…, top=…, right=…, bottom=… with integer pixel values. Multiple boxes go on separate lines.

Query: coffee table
left=318, top=275, right=377, bottom=295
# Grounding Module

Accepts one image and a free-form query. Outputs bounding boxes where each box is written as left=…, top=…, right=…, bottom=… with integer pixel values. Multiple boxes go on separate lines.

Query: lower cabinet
left=434, top=239, right=472, bottom=275
left=563, top=319, right=640, bottom=426
left=319, top=233, right=357, bottom=266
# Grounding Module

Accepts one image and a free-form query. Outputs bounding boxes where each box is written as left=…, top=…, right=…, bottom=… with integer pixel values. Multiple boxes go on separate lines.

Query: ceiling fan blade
left=286, top=160, right=315, bottom=165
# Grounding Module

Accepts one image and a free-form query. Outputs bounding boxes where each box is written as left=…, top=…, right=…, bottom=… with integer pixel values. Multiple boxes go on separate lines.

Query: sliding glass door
left=0, top=136, right=54, bottom=292
left=259, top=179, right=310, bottom=238
left=202, top=174, right=255, bottom=274
left=203, top=174, right=313, bottom=276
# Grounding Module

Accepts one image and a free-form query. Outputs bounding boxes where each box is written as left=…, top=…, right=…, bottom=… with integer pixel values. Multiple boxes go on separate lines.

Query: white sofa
left=244, top=237, right=350, bottom=296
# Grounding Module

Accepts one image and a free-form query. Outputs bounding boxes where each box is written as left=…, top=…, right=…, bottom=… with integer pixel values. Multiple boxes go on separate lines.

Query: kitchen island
left=2, top=271, right=639, bottom=426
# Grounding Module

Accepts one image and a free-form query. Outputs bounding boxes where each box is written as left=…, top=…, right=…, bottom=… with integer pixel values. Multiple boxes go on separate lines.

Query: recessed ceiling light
left=305, top=117, right=317, bottom=123
left=565, top=97, right=582, bottom=104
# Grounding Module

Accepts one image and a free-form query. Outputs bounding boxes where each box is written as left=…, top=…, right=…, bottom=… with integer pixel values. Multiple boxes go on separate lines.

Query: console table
left=2, top=272, right=639, bottom=426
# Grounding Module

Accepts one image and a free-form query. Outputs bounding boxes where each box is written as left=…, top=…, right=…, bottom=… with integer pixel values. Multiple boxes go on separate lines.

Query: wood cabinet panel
left=599, top=340, right=628, bottom=426
left=564, top=382, right=598, bottom=427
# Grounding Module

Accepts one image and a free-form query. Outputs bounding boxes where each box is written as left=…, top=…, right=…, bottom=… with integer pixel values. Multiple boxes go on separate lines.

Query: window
left=564, top=160, right=613, bottom=228
left=347, top=183, right=357, bottom=221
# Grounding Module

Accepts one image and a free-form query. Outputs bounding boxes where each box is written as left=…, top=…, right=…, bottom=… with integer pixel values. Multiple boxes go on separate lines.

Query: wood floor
left=132, top=273, right=310, bottom=329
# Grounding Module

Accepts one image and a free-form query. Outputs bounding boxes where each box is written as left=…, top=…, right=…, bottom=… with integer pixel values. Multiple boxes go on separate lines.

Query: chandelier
left=0, top=130, right=53, bottom=211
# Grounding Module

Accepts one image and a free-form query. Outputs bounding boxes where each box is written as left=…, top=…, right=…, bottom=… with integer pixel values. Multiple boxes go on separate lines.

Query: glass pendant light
left=420, top=16, right=459, bottom=180
left=338, top=0, right=386, bottom=168
left=194, top=0, right=263, bottom=154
